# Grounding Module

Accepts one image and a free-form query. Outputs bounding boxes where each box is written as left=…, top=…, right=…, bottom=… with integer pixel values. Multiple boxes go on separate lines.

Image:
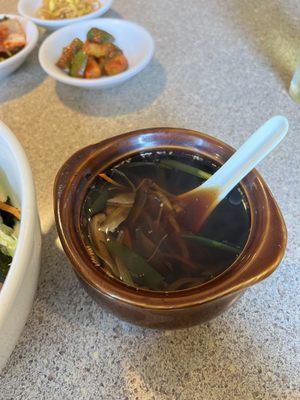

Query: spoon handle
left=201, top=116, right=289, bottom=200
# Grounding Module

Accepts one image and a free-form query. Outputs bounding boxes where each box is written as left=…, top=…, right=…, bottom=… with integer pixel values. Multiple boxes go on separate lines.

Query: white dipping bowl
left=0, top=121, right=41, bottom=371
left=0, top=14, right=39, bottom=80
left=39, top=18, right=155, bottom=89
left=18, top=0, right=114, bottom=30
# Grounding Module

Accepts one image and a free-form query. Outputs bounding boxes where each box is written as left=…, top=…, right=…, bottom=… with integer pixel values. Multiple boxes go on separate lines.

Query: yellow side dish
left=38, top=0, right=101, bottom=20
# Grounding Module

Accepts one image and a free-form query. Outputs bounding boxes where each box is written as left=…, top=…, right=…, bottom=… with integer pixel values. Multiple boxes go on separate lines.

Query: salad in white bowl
left=0, top=121, right=41, bottom=371
left=0, top=172, right=20, bottom=289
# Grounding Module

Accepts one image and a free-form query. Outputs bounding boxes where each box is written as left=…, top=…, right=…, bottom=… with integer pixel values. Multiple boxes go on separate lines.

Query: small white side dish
left=38, top=18, right=155, bottom=89
left=0, top=121, right=41, bottom=371
left=18, top=0, right=114, bottom=30
left=0, top=14, right=39, bottom=80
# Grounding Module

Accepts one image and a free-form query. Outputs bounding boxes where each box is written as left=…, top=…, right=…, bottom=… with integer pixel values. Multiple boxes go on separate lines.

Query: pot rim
left=54, top=127, right=287, bottom=310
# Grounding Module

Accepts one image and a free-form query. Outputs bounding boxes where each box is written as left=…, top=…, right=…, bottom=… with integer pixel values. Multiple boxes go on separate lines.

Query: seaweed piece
left=182, top=234, right=241, bottom=254
left=87, top=189, right=109, bottom=217
left=0, top=251, right=11, bottom=283
left=107, top=241, right=165, bottom=290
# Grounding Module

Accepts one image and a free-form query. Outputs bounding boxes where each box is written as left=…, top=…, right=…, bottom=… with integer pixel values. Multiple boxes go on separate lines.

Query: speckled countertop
left=0, top=0, right=299, bottom=399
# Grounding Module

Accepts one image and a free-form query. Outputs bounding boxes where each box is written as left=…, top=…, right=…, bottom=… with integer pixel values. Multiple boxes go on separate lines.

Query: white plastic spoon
left=178, top=116, right=289, bottom=232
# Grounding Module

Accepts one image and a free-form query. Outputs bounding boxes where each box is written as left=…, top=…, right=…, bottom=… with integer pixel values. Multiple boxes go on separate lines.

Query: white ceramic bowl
left=0, top=14, right=39, bottom=80
left=18, top=0, right=113, bottom=30
left=0, top=121, right=41, bottom=371
left=39, top=18, right=155, bottom=89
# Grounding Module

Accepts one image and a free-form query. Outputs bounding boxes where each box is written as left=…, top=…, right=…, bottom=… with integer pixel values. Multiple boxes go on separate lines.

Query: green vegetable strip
left=106, top=241, right=165, bottom=290
left=182, top=234, right=241, bottom=254
left=0, top=224, right=17, bottom=257
left=160, top=160, right=211, bottom=180
left=70, top=50, right=88, bottom=78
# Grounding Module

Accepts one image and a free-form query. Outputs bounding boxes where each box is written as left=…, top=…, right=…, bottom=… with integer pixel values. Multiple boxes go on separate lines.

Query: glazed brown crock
left=54, top=128, right=287, bottom=329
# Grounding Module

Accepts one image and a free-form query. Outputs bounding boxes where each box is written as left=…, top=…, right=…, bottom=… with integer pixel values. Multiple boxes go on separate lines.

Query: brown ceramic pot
left=54, top=128, right=287, bottom=329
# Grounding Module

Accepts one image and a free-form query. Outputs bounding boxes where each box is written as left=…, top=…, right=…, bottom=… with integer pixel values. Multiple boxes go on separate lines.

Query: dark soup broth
left=81, top=151, right=251, bottom=292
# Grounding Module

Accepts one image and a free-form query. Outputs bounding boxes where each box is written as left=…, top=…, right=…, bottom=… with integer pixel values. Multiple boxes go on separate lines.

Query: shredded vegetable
left=38, top=0, right=101, bottom=20
left=0, top=172, right=20, bottom=287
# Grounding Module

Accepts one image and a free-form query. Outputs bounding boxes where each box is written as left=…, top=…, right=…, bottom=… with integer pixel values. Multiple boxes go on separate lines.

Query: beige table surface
left=0, top=1, right=299, bottom=399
